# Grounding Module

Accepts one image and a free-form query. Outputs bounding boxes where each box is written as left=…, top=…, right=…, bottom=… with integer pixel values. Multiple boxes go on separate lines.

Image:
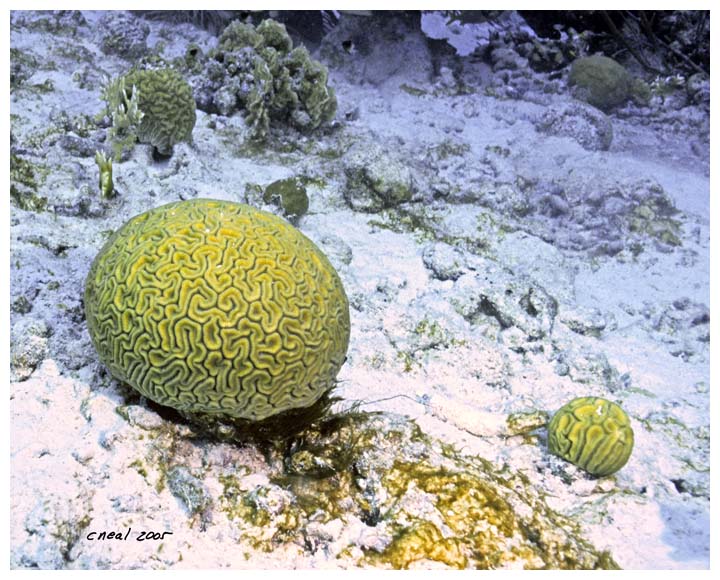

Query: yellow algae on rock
left=263, top=415, right=619, bottom=569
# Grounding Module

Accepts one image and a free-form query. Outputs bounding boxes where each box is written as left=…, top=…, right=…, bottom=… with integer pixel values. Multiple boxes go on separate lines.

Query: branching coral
left=100, top=74, right=144, bottom=160
left=196, top=18, right=337, bottom=140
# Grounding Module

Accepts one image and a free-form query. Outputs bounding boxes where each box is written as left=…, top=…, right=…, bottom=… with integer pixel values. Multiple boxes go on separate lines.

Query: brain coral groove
left=85, top=199, right=350, bottom=422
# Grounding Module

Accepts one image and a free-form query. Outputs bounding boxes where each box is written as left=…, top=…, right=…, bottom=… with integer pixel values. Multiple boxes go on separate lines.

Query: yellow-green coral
left=381, top=462, right=517, bottom=568
left=547, top=397, right=634, bottom=477
left=102, top=68, right=196, bottom=156
left=84, top=199, right=350, bottom=426
left=568, top=55, right=632, bottom=112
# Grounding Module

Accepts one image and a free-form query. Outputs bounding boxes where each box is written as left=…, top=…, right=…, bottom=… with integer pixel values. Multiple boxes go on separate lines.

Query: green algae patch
left=238, top=489, right=273, bottom=528
left=269, top=412, right=384, bottom=524
left=396, top=350, right=416, bottom=373
left=218, top=475, right=303, bottom=550
left=10, top=154, right=49, bottom=212
left=507, top=410, right=550, bottom=436
left=29, top=79, right=55, bottom=94
left=263, top=177, right=309, bottom=220
left=485, top=144, right=511, bottom=158
left=628, top=199, right=682, bottom=247
left=166, top=466, right=211, bottom=516
left=400, top=84, right=428, bottom=97
left=217, top=473, right=253, bottom=521
left=10, top=48, right=39, bottom=90
left=128, top=459, right=149, bottom=479
left=430, top=139, right=471, bottom=160
left=105, top=395, right=622, bottom=566
left=369, top=456, right=619, bottom=569
left=413, top=318, right=467, bottom=349
left=368, top=209, right=436, bottom=242
left=368, top=205, right=504, bottom=257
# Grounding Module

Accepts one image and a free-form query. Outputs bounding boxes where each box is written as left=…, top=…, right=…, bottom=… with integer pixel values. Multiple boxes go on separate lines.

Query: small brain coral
left=103, top=68, right=196, bottom=156
left=547, top=397, right=634, bottom=477
left=198, top=18, right=336, bottom=139
left=84, top=199, right=350, bottom=425
left=568, top=55, right=632, bottom=112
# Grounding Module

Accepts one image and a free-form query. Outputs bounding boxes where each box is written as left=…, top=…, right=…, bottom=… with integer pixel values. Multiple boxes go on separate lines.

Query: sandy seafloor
left=8, top=10, right=712, bottom=570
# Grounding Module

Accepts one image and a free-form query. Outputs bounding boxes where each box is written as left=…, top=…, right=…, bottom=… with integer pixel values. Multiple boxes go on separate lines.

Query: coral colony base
left=10, top=10, right=709, bottom=570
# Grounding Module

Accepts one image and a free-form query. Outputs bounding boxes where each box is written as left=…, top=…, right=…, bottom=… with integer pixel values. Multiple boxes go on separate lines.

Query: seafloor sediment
left=9, top=10, right=710, bottom=569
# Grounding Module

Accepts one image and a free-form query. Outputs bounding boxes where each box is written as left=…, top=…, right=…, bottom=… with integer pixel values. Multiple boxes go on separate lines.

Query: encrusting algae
left=206, top=413, right=618, bottom=569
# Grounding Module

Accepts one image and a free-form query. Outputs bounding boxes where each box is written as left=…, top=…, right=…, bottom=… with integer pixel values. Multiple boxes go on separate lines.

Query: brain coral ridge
left=85, top=199, right=350, bottom=423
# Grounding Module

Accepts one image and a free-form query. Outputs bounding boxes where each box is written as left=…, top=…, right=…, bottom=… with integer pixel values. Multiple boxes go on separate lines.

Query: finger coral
left=547, top=396, right=634, bottom=477
left=84, top=199, right=350, bottom=431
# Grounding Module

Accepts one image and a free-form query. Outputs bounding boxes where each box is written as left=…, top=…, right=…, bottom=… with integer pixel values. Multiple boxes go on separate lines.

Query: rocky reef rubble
left=10, top=9, right=710, bottom=570
left=11, top=370, right=618, bottom=569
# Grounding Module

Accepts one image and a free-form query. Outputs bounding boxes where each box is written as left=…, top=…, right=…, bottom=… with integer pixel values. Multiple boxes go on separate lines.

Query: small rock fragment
left=166, top=466, right=211, bottom=516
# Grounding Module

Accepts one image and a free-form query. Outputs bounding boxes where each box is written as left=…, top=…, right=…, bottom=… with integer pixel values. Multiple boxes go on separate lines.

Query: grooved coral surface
left=84, top=199, right=350, bottom=421
left=122, top=68, right=196, bottom=154
left=548, top=397, right=634, bottom=477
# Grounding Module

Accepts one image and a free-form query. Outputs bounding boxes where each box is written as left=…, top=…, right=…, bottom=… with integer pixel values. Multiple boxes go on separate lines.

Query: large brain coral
left=104, top=68, right=196, bottom=156
left=85, top=199, right=350, bottom=429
